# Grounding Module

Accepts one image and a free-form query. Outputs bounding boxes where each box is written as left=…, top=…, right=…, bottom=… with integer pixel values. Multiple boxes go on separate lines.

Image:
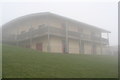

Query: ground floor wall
left=96, top=45, right=102, bottom=55
left=50, top=36, right=63, bottom=53
left=31, top=36, right=48, bottom=52
left=50, top=36, right=79, bottom=54
left=19, top=36, right=48, bottom=52
left=69, top=39, right=79, bottom=54
left=18, top=36, right=108, bottom=55
left=84, top=42, right=92, bottom=54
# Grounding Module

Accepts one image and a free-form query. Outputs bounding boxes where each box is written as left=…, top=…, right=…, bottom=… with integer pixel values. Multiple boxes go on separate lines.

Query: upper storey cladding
left=2, top=12, right=110, bottom=33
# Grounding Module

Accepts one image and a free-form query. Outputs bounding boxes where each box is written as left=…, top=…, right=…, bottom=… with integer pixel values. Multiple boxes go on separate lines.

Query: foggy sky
left=0, top=0, right=118, bottom=46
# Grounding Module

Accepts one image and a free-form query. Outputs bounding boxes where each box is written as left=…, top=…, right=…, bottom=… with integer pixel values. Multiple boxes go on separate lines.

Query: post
left=79, top=39, right=81, bottom=54
left=29, top=26, right=33, bottom=48
left=65, top=22, right=69, bottom=53
left=15, top=28, right=19, bottom=46
left=107, top=32, right=110, bottom=55
left=107, top=33, right=109, bottom=45
left=78, top=30, right=81, bottom=54
left=100, top=32, right=102, bottom=55
left=47, top=26, right=50, bottom=52
left=30, top=36, right=32, bottom=48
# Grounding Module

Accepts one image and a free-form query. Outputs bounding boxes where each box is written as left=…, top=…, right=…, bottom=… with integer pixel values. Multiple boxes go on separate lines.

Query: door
left=36, top=43, right=42, bottom=51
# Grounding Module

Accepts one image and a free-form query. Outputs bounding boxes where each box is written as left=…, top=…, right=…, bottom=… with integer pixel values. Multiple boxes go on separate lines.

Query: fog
left=0, top=0, right=118, bottom=46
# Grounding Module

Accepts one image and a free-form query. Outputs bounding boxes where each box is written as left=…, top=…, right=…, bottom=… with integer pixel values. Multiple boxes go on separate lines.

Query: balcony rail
left=81, top=34, right=91, bottom=41
left=18, top=26, right=48, bottom=41
left=2, top=35, right=17, bottom=44
left=91, top=36, right=108, bottom=44
left=68, top=31, right=80, bottom=39
left=30, top=26, right=48, bottom=37
left=17, top=26, right=108, bottom=44
left=101, top=38, right=108, bottom=44
left=49, top=26, right=65, bottom=37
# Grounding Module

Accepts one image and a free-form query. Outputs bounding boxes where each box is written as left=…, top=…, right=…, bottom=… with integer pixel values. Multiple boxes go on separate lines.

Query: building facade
left=2, top=12, right=110, bottom=55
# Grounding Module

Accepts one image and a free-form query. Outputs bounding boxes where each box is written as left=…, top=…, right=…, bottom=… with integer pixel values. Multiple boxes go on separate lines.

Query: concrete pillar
left=79, top=30, right=81, bottom=54
left=107, top=32, right=110, bottom=55
left=79, top=39, right=81, bottom=54
left=107, top=33, right=109, bottom=45
left=100, top=32, right=102, bottom=55
left=29, top=26, right=33, bottom=48
left=30, top=37, right=32, bottom=48
left=65, top=22, right=69, bottom=53
left=47, top=26, right=51, bottom=52
left=15, top=28, right=19, bottom=46
left=81, top=40, right=84, bottom=54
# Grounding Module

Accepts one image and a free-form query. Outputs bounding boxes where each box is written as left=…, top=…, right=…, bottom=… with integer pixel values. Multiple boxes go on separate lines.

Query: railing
left=49, top=26, right=65, bottom=37
left=91, top=36, right=101, bottom=42
left=30, top=27, right=48, bottom=38
left=101, top=38, right=108, bottom=44
left=17, top=26, right=108, bottom=45
left=3, top=35, right=16, bottom=41
left=91, top=36, right=108, bottom=44
left=68, top=31, right=80, bottom=39
left=18, top=32, right=29, bottom=40
left=81, top=34, right=91, bottom=41
left=2, top=35, right=17, bottom=45
left=17, top=26, right=48, bottom=41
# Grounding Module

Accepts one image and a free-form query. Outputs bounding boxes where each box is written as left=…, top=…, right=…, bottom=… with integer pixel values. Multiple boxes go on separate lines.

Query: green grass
left=2, top=44, right=118, bottom=78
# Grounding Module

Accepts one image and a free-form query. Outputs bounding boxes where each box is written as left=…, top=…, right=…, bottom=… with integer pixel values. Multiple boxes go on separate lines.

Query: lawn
left=2, top=44, right=118, bottom=78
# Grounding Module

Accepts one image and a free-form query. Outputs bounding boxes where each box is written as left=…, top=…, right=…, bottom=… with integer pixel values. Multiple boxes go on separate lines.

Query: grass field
left=2, top=44, right=118, bottom=78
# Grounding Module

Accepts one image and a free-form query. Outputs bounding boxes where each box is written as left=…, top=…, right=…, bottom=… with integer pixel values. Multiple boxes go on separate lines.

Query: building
left=2, top=12, right=110, bottom=55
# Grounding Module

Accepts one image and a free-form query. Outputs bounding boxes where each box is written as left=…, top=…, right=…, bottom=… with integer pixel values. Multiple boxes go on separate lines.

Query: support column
left=81, top=40, right=84, bottom=54
left=100, top=33, right=102, bottom=55
left=30, top=37, right=32, bottom=48
left=79, top=29, right=84, bottom=54
left=79, top=39, right=81, bottom=54
left=107, top=32, right=110, bottom=55
left=15, top=28, right=19, bottom=46
left=107, top=33, right=109, bottom=45
left=47, top=26, right=51, bottom=52
left=65, top=22, right=69, bottom=53
left=79, top=30, right=81, bottom=54
left=29, top=26, right=33, bottom=48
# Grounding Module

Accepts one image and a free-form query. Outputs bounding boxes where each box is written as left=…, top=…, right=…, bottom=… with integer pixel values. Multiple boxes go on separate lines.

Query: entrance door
left=36, top=43, right=42, bottom=51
